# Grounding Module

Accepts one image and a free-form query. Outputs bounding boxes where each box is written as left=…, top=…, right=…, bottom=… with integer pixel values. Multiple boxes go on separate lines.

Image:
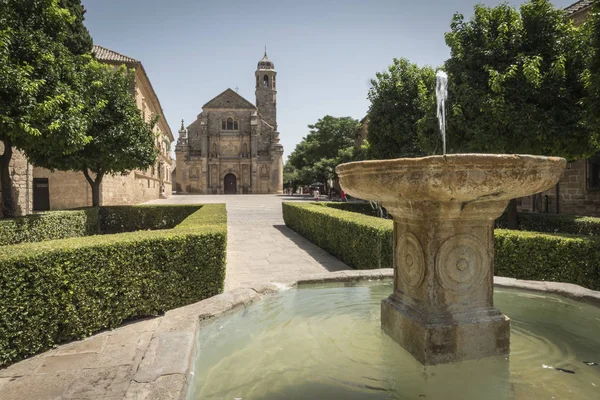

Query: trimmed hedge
left=0, top=209, right=99, bottom=246
left=495, top=229, right=600, bottom=291
left=0, top=204, right=227, bottom=367
left=318, top=202, right=381, bottom=217
left=496, top=212, right=600, bottom=236
left=323, top=203, right=600, bottom=237
left=283, top=202, right=600, bottom=291
left=99, top=205, right=200, bottom=233
left=0, top=205, right=201, bottom=246
left=283, top=202, right=393, bottom=269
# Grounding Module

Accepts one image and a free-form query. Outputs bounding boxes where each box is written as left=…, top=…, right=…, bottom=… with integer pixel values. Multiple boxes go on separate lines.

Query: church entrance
left=224, top=173, right=237, bottom=194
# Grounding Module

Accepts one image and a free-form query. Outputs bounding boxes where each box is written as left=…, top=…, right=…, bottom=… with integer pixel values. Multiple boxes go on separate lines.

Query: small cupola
left=257, top=51, right=274, bottom=70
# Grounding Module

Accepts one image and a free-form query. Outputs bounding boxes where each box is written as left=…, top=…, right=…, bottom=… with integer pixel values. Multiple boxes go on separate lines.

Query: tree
left=59, top=0, right=93, bottom=55
left=0, top=0, right=92, bottom=216
left=443, top=0, right=596, bottom=157
left=30, top=61, right=158, bottom=206
left=583, top=2, right=600, bottom=130
left=367, top=58, right=438, bottom=159
left=287, top=116, right=360, bottom=188
left=441, top=0, right=598, bottom=227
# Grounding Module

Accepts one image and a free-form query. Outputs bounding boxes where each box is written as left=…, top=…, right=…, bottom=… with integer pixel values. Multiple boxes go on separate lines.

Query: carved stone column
left=382, top=200, right=509, bottom=365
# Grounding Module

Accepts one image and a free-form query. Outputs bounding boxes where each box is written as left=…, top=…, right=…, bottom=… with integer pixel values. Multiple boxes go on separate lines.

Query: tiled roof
left=92, top=45, right=139, bottom=64
left=565, top=0, right=594, bottom=16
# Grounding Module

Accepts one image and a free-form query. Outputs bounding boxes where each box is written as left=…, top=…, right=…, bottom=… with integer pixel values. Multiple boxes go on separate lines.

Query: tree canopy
left=32, top=61, right=158, bottom=206
left=367, top=58, right=437, bottom=159
left=286, top=115, right=360, bottom=188
left=441, top=0, right=598, bottom=160
left=0, top=0, right=92, bottom=216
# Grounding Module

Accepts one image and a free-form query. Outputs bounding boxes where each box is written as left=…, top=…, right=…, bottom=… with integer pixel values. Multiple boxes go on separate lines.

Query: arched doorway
left=224, top=173, right=237, bottom=194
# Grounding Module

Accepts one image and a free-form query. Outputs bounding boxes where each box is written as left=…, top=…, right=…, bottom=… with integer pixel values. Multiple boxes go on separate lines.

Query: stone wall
left=519, top=160, right=600, bottom=216
left=0, top=144, right=32, bottom=217
left=32, top=168, right=171, bottom=209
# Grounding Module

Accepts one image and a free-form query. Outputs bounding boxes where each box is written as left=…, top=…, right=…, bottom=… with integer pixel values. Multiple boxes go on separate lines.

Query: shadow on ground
left=272, top=224, right=348, bottom=273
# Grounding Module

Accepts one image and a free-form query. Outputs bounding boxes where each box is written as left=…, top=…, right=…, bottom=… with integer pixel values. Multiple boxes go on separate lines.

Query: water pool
left=187, top=282, right=600, bottom=400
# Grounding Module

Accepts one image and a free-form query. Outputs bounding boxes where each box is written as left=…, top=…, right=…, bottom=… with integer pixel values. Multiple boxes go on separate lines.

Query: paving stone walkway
left=0, top=195, right=350, bottom=399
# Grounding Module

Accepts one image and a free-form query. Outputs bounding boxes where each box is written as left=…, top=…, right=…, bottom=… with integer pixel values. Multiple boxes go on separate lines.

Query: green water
left=187, top=282, right=600, bottom=400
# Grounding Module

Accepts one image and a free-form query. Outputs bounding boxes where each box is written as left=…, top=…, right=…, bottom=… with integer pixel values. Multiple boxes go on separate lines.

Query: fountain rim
left=336, top=153, right=566, bottom=176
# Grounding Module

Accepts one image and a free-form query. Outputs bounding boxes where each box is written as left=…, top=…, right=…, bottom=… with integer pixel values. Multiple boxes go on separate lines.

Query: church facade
left=174, top=52, right=283, bottom=194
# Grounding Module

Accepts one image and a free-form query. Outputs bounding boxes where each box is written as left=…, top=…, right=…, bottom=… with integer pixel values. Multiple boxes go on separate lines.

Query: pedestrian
left=341, top=190, right=346, bottom=202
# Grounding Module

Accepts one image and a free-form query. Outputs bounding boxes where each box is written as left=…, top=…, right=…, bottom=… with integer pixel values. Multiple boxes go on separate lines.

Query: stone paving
left=0, top=194, right=350, bottom=399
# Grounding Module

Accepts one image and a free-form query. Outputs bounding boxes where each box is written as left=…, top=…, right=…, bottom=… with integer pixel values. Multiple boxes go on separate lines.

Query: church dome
left=257, top=53, right=274, bottom=70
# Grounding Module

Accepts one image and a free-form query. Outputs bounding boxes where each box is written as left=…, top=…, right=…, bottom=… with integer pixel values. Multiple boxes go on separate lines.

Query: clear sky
left=81, top=0, right=575, bottom=160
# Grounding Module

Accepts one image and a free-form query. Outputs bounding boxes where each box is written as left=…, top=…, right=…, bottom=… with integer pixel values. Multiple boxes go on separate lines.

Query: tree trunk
left=0, top=137, right=15, bottom=218
left=83, top=169, right=104, bottom=207
left=507, top=198, right=518, bottom=230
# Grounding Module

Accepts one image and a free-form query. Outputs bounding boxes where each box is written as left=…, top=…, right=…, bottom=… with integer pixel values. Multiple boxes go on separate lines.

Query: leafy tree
left=443, top=0, right=596, bottom=157
left=0, top=0, right=91, bottom=216
left=583, top=2, right=600, bottom=129
left=30, top=61, right=158, bottom=206
left=440, top=0, right=598, bottom=227
left=367, top=58, right=437, bottom=159
left=59, top=0, right=93, bottom=55
left=287, top=116, right=360, bottom=188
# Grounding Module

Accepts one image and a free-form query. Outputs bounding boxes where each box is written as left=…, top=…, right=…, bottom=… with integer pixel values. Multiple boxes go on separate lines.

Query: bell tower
left=255, top=49, right=277, bottom=129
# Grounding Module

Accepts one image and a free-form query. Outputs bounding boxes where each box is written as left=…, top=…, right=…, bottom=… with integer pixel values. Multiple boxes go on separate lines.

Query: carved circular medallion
left=435, top=234, right=489, bottom=293
left=396, top=233, right=426, bottom=288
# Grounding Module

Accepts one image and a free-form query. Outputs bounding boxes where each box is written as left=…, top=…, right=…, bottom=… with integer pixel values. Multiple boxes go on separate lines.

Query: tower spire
left=264, top=44, right=267, bottom=57
left=180, top=119, right=184, bottom=131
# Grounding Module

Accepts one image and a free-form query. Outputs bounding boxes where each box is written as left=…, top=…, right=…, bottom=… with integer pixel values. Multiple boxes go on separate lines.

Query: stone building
left=31, top=45, right=174, bottom=210
left=175, top=52, right=284, bottom=194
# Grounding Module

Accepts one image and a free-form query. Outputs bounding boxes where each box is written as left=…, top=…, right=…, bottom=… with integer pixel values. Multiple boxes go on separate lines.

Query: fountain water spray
left=436, top=71, right=448, bottom=155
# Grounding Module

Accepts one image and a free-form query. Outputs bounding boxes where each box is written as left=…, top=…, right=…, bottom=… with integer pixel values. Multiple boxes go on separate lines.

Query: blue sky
left=81, top=0, right=575, bottom=160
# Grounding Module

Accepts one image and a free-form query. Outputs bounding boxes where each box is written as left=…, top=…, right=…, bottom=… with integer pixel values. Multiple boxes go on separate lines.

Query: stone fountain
left=336, top=154, right=565, bottom=365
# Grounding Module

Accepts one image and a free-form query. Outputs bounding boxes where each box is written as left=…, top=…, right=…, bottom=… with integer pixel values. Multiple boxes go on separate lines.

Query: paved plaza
left=147, top=194, right=348, bottom=290
left=0, top=195, right=350, bottom=399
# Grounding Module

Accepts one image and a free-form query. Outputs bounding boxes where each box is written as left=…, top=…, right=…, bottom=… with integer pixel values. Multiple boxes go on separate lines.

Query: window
left=256, top=75, right=259, bottom=88
left=263, top=75, right=269, bottom=88
left=222, top=118, right=239, bottom=130
left=588, top=155, right=600, bottom=190
left=273, top=75, right=276, bottom=89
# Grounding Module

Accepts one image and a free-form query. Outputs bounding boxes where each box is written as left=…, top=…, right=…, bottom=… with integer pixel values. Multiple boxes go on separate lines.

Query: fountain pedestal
left=337, top=154, right=566, bottom=365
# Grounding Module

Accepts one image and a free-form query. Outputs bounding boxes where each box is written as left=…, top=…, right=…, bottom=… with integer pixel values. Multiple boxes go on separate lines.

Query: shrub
left=496, top=212, right=600, bottom=236
left=283, top=202, right=600, bottom=290
left=0, top=204, right=227, bottom=367
left=494, top=229, right=600, bottom=291
left=0, top=205, right=201, bottom=246
left=283, top=202, right=393, bottom=269
left=99, top=205, right=200, bottom=233
left=0, top=209, right=99, bottom=246
left=318, top=202, right=384, bottom=217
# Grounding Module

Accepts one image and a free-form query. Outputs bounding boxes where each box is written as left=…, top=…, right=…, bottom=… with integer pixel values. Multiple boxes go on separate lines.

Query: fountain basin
left=186, top=281, right=600, bottom=400
left=336, top=154, right=566, bottom=365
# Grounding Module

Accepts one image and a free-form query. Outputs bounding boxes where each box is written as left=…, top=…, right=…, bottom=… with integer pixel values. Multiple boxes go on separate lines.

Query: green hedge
left=322, top=203, right=600, bottom=237
left=0, top=209, right=99, bottom=246
left=317, top=202, right=385, bottom=218
left=283, top=202, right=600, bottom=291
left=494, top=229, right=600, bottom=291
left=0, top=204, right=227, bottom=367
left=496, top=212, right=600, bottom=236
left=99, top=205, right=200, bottom=233
left=283, top=202, right=393, bottom=269
left=0, top=205, right=201, bottom=246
